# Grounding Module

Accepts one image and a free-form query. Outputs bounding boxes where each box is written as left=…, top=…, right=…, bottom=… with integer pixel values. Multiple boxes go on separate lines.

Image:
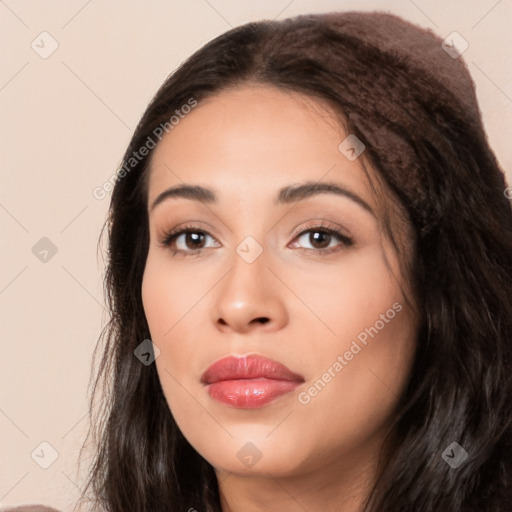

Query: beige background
left=1, top=0, right=511, bottom=510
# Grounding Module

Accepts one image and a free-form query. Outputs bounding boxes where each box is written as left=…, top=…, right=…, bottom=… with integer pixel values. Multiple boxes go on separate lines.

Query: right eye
left=158, top=226, right=220, bottom=256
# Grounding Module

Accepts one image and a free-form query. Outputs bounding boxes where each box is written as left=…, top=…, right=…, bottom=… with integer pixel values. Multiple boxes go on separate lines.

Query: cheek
left=141, top=252, right=210, bottom=387
left=299, top=254, right=416, bottom=444
left=330, top=247, right=415, bottom=382
left=293, top=245, right=406, bottom=349
left=141, top=252, right=206, bottom=339
left=293, top=246, right=416, bottom=430
left=141, top=257, right=205, bottom=434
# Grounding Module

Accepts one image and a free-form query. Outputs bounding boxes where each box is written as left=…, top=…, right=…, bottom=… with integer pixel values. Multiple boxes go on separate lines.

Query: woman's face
left=142, top=84, right=418, bottom=479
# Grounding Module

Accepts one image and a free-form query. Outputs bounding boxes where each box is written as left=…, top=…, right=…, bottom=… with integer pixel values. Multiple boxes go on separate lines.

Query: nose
left=211, top=248, right=288, bottom=334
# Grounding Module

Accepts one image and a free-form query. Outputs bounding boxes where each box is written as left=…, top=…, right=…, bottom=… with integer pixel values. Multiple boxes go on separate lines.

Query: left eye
left=292, top=227, right=352, bottom=252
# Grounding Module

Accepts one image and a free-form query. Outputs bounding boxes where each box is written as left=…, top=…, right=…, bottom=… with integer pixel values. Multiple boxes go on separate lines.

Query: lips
left=201, top=354, right=305, bottom=408
left=201, top=354, right=304, bottom=384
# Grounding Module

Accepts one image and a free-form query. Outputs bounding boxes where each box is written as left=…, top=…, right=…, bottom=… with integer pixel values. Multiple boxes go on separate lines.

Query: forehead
left=146, top=85, right=376, bottom=209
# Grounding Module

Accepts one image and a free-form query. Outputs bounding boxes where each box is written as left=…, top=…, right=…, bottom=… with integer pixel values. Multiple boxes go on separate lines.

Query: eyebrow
left=149, top=181, right=375, bottom=217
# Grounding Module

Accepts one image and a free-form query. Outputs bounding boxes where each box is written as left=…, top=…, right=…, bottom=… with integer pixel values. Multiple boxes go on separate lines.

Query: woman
left=66, top=9, right=512, bottom=512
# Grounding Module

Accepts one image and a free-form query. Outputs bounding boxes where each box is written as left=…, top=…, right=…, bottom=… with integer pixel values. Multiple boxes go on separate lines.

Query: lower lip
left=206, top=378, right=302, bottom=408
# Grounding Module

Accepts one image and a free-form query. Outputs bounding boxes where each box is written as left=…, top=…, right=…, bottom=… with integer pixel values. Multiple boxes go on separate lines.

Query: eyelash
left=158, top=221, right=354, bottom=257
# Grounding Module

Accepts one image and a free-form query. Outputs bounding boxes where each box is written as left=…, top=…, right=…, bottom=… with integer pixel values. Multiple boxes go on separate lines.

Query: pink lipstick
left=201, top=354, right=304, bottom=408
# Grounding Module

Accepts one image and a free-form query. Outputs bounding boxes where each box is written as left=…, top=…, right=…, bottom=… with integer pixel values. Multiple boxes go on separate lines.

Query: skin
left=141, top=84, right=419, bottom=512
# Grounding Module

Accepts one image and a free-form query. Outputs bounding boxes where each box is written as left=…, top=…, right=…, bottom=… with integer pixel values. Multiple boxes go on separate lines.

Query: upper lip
left=201, top=354, right=305, bottom=385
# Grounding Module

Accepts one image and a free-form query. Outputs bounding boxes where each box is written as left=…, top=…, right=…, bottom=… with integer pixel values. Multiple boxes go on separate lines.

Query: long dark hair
left=77, top=10, right=512, bottom=512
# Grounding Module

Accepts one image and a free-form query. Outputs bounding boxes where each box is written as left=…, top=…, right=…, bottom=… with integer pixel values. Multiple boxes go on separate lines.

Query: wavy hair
left=77, top=10, right=512, bottom=512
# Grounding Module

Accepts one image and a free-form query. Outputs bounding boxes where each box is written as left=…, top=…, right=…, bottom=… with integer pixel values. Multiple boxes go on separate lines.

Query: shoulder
left=2, top=506, right=62, bottom=512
